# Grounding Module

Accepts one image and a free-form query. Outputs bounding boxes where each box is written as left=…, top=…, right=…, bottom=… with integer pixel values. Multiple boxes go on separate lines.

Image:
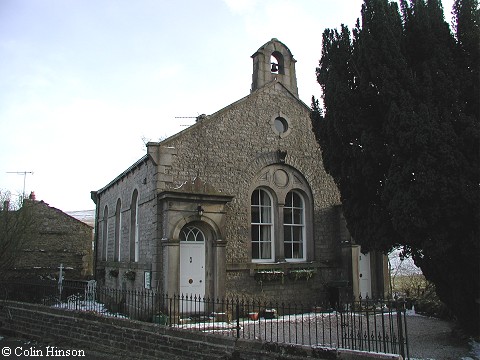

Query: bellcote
left=251, top=38, right=298, bottom=97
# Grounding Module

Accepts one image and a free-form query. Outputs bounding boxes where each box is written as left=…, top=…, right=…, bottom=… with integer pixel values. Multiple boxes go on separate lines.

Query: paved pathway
left=406, top=313, right=478, bottom=359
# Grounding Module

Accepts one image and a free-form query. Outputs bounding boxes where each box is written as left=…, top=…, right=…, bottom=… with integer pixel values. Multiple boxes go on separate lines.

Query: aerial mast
left=6, top=171, right=34, bottom=198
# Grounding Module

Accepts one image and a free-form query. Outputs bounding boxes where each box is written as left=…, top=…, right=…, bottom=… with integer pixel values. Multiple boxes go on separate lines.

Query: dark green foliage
left=312, top=0, right=479, bottom=334
left=414, top=283, right=453, bottom=320
left=453, top=0, right=480, bottom=118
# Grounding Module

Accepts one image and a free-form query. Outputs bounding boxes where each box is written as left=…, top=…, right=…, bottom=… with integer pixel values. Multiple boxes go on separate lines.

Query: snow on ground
left=51, top=297, right=480, bottom=359
left=53, top=299, right=127, bottom=319
left=466, top=339, right=480, bottom=360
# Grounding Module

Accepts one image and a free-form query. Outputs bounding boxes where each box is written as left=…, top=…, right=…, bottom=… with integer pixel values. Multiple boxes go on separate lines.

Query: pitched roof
left=158, top=80, right=309, bottom=146
left=93, top=79, right=309, bottom=195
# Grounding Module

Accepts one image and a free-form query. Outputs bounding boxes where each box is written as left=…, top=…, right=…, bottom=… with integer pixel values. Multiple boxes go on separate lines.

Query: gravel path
left=406, top=314, right=478, bottom=360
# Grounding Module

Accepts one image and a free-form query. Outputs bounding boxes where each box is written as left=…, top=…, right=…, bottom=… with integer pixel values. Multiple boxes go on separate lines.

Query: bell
left=271, top=62, right=278, bottom=72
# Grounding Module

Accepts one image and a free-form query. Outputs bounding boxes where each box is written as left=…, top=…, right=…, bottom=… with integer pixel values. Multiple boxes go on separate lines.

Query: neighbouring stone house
left=1, top=194, right=94, bottom=280
left=91, top=39, right=389, bottom=305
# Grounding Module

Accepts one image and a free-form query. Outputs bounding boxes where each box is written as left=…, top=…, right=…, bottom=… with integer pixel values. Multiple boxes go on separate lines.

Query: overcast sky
left=0, top=0, right=455, bottom=212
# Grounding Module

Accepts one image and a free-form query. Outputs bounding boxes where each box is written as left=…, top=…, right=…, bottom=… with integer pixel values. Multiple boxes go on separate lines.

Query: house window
left=114, top=199, right=121, bottom=262
left=130, top=190, right=139, bottom=262
left=251, top=188, right=274, bottom=261
left=283, top=191, right=305, bottom=261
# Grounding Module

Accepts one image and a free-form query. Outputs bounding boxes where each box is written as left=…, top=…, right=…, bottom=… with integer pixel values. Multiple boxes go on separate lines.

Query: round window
left=274, top=117, right=288, bottom=134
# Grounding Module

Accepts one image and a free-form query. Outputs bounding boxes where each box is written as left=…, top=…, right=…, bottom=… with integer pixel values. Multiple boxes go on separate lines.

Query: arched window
left=102, top=205, right=108, bottom=261
left=250, top=165, right=313, bottom=264
left=180, top=226, right=205, bottom=242
left=114, top=199, right=121, bottom=262
left=251, top=188, right=274, bottom=261
left=130, top=190, right=139, bottom=262
left=283, top=191, right=305, bottom=261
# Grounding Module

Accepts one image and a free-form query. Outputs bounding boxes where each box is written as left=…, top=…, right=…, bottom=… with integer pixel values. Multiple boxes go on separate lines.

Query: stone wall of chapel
left=161, top=86, right=343, bottom=302
left=95, top=158, right=158, bottom=289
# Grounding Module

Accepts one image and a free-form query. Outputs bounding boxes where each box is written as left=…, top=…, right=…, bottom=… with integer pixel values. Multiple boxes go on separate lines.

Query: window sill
left=252, top=265, right=317, bottom=283
left=249, top=261, right=316, bottom=276
left=225, top=261, right=316, bottom=273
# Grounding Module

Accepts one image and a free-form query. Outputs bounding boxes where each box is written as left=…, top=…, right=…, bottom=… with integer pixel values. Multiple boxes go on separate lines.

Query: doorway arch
left=174, top=219, right=220, bottom=302
left=179, top=224, right=206, bottom=297
left=157, top=184, right=233, bottom=303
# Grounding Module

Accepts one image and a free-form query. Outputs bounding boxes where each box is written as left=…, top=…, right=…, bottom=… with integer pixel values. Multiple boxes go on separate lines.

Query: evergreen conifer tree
left=313, top=0, right=479, bottom=334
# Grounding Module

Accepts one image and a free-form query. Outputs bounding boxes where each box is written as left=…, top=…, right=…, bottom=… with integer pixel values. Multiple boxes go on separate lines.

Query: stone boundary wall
left=0, top=301, right=401, bottom=360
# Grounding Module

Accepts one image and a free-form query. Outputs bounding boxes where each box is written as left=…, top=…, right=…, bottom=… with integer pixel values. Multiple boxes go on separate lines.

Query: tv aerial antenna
left=175, top=116, right=197, bottom=127
left=6, top=171, right=34, bottom=198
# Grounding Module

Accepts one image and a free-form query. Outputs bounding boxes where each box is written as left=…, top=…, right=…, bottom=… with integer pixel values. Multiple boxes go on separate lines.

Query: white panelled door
left=358, top=251, right=372, bottom=299
left=179, top=226, right=205, bottom=312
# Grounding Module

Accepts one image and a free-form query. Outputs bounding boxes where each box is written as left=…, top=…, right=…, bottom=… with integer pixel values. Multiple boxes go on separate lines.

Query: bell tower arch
left=251, top=38, right=298, bottom=97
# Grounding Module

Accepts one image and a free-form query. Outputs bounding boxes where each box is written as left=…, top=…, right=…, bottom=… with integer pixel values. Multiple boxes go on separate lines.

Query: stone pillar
left=383, top=254, right=391, bottom=298
left=162, top=239, right=180, bottom=296
left=351, top=245, right=360, bottom=301
left=370, top=252, right=378, bottom=298
left=276, top=204, right=285, bottom=262
left=151, top=238, right=161, bottom=290
left=369, top=251, right=390, bottom=299
left=214, top=240, right=227, bottom=300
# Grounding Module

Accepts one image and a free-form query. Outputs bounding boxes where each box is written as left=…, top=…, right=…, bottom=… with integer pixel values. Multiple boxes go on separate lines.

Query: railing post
left=168, top=294, right=173, bottom=327
left=397, top=301, right=405, bottom=359
left=381, top=301, right=387, bottom=354
left=236, top=301, right=240, bottom=338
left=403, top=305, right=410, bottom=360
left=365, top=296, right=371, bottom=352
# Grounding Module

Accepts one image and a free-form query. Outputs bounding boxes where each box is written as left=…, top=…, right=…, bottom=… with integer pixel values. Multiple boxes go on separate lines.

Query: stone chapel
left=91, top=39, right=389, bottom=305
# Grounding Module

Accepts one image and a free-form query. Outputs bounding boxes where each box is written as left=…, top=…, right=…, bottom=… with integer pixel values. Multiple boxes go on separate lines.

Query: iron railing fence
left=0, top=281, right=409, bottom=358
